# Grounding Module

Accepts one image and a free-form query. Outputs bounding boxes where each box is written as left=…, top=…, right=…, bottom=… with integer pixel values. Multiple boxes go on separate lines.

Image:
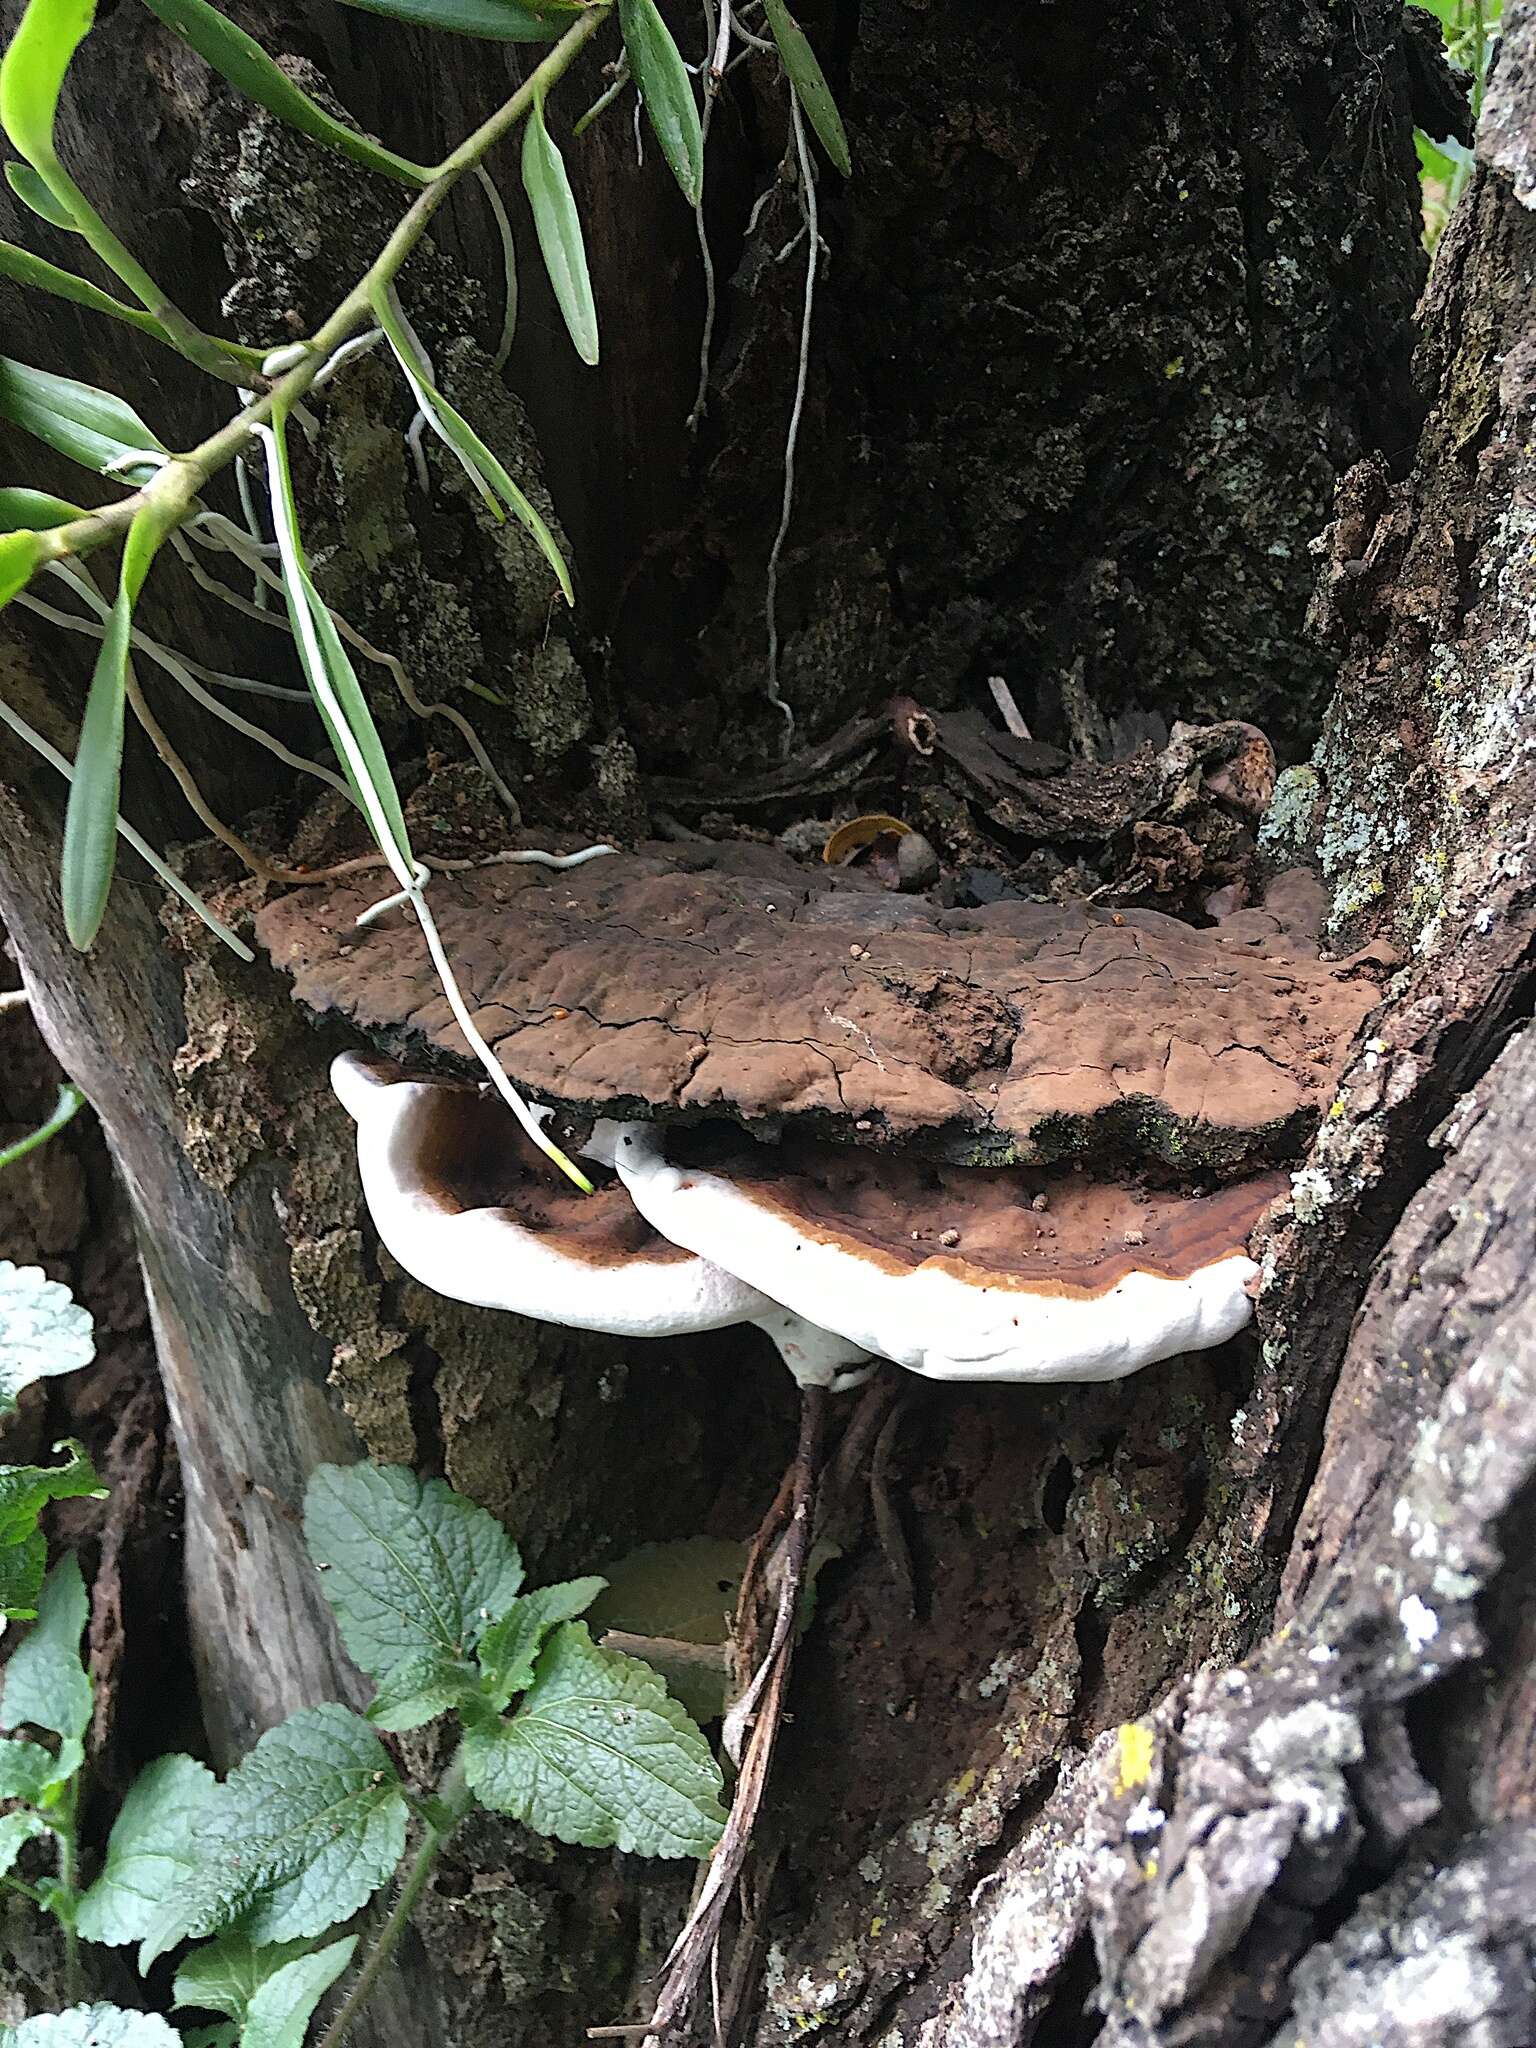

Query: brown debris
left=257, top=844, right=1387, bottom=1174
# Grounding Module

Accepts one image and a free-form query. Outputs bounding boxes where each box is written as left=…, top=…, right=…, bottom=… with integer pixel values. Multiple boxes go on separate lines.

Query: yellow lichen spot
left=1143, top=1854, right=1159, bottom=1880
left=1328, top=1097, right=1346, bottom=1119
left=949, top=1767, right=978, bottom=1806
left=869, top=1916, right=885, bottom=1938
left=1164, top=356, right=1186, bottom=378
left=1115, top=1721, right=1155, bottom=1793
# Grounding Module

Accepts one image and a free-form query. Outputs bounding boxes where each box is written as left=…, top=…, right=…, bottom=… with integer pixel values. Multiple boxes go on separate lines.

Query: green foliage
left=76, top=1756, right=218, bottom=1950
left=143, top=1707, right=408, bottom=1962
left=138, top=0, right=430, bottom=185
left=0, top=488, right=84, bottom=529
left=0, top=1084, right=86, bottom=1174
left=0, top=242, right=168, bottom=339
left=0, top=1264, right=95, bottom=1415
left=761, top=0, right=851, bottom=177
left=0, top=2009, right=182, bottom=2046
left=0, top=0, right=92, bottom=185
left=1412, top=0, right=1501, bottom=249
left=462, top=1621, right=727, bottom=1857
left=0, top=528, right=45, bottom=614
left=522, top=93, right=599, bottom=365
left=0, top=1442, right=105, bottom=1623
left=477, top=1575, right=606, bottom=1705
left=61, top=500, right=176, bottom=949
left=303, top=1460, right=525, bottom=1682
left=0, top=357, right=164, bottom=479
left=334, top=0, right=578, bottom=39
left=4, top=161, right=77, bottom=231
left=1, top=1552, right=92, bottom=1764
left=371, top=287, right=574, bottom=601
left=617, top=0, right=703, bottom=206
left=175, top=1931, right=356, bottom=2048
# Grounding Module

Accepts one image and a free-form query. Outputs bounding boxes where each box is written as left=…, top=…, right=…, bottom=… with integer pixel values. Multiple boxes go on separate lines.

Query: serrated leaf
left=0, top=357, right=166, bottom=479
left=137, top=0, right=428, bottom=185
left=365, top=1647, right=477, bottom=1732
left=0, top=244, right=172, bottom=342
left=0, top=2009, right=183, bottom=2047
left=5, top=160, right=78, bottom=230
left=0, top=529, right=44, bottom=613
left=0, top=0, right=93, bottom=174
left=335, top=0, right=577, bottom=38
left=173, top=1931, right=318, bottom=2023
left=0, top=488, right=84, bottom=529
left=760, top=0, right=851, bottom=177
left=62, top=499, right=175, bottom=950
left=477, top=1576, right=606, bottom=1707
left=617, top=0, right=703, bottom=206
left=522, top=94, right=598, bottom=365
left=0, top=1442, right=105, bottom=1553
left=303, top=1462, right=524, bottom=1685
left=143, top=1707, right=407, bottom=1964
left=0, top=1807, right=46, bottom=1878
left=0, top=1531, right=46, bottom=1625
left=371, top=287, right=574, bottom=603
left=461, top=1622, right=726, bottom=1859
left=76, top=1754, right=218, bottom=1947
left=0, top=1735, right=56, bottom=1802
left=241, top=1935, right=356, bottom=2048
left=1, top=1552, right=90, bottom=1748
left=0, top=1266, right=95, bottom=1412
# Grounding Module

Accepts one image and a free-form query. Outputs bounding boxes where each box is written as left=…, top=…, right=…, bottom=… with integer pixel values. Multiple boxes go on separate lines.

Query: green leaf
left=0, top=357, right=166, bottom=479
left=0, top=244, right=169, bottom=343
left=0, top=1807, right=46, bottom=1878
left=76, top=1755, right=219, bottom=1948
left=303, top=1462, right=525, bottom=1685
left=617, top=0, right=703, bottom=206
left=0, top=529, right=44, bottom=613
left=0, top=1083, right=86, bottom=1175
left=477, top=1576, right=606, bottom=1707
left=173, top=1931, right=323, bottom=2024
left=760, top=0, right=851, bottom=176
left=0, top=1265, right=95, bottom=1412
left=370, top=288, right=573, bottom=602
left=137, top=0, right=430, bottom=185
left=0, top=1552, right=90, bottom=1749
left=61, top=500, right=175, bottom=949
left=364, top=1647, right=477, bottom=1733
left=522, top=94, right=599, bottom=365
left=0, top=1736, right=58, bottom=1802
left=0, top=1532, right=47, bottom=1625
left=461, top=1622, right=726, bottom=1858
left=334, top=0, right=578, bottom=39
left=5, top=161, right=78, bottom=230
left=241, top=1936, right=357, bottom=2048
left=0, top=2009, right=183, bottom=2047
left=0, top=0, right=94, bottom=175
left=184, top=2031, right=237, bottom=2048
left=0, top=488, right=84, bottom=529
left=143, top=1706, right=407, bottom=1964
left=263, top=417, right=415, bottom=876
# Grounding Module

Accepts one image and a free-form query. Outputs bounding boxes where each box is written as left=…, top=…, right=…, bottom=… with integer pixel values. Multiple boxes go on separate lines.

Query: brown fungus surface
left=664, top=1127, right=1288, bottom=1297
left=257, top=844, right=1389, bottom=1172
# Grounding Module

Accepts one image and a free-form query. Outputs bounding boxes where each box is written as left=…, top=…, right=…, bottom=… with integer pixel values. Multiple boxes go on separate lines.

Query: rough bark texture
left=0, top=0, right=1530, bottom=2043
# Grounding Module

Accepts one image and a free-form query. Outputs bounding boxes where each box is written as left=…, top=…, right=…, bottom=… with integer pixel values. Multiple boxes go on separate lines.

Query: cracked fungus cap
left=607, top=1124, right=1285, bottom=1384
left=329, top=1053, right=773, bottom=1338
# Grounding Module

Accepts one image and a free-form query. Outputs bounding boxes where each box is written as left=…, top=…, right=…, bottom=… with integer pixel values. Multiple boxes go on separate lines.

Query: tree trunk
left=1, top=0, right=1531, bottom=2041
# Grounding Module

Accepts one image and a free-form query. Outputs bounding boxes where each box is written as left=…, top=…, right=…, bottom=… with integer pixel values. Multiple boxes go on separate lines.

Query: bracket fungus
left=601, top=1123, right=1286, bottom=1384
left=330, top=1052, right=872, bottom=1388
left=262, top=842, right=1389, bottom=1385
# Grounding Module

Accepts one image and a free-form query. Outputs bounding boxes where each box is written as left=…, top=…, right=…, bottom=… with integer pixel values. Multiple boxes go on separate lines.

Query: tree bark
left=1, top=0, right=1531, bottom=2042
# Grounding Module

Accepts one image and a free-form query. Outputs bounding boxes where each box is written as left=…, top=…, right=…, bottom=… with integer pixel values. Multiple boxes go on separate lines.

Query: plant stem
left=36, top=3, right=613, bottom=577
left=315, top=1753, right=473, bottom=2048
left=0, top=1082, right=83, bottom=1172
left=52, top=1775, right=81, bottom=2003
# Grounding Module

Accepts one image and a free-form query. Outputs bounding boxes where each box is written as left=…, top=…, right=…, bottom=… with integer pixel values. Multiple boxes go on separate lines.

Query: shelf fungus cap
left=607, top=1125, right=1283, bottom=1385
left=330, top=1053, right=772, bottom=1338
